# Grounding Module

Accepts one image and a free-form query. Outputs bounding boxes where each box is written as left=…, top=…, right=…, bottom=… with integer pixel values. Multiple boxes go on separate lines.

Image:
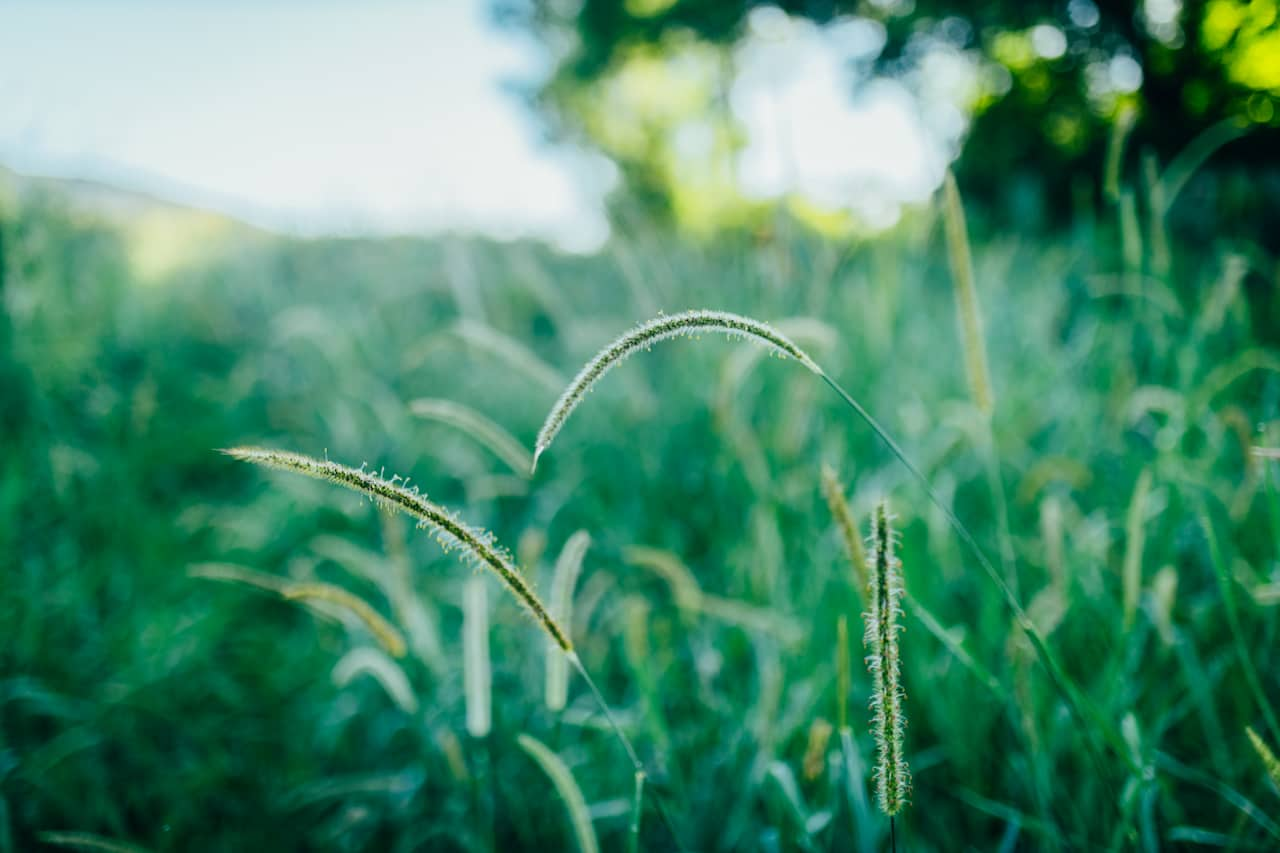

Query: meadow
left=1, top=158, right=1278, bottom=851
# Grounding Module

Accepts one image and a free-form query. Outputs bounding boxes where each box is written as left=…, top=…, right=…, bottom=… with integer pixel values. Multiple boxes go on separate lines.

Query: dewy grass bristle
left=866, top=500, right=910, bottom=816
left=222, top=447, right=571, bottom=652
left=533, top=310, right=821, bottom=468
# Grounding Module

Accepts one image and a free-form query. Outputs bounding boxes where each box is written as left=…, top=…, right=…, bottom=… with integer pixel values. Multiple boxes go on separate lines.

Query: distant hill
left=0, top=164, right=271, bottom=279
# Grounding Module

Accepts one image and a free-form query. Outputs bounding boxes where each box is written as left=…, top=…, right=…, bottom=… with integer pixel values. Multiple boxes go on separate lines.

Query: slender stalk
left=1198, top=511, right=1280, bottom=745
left=629, top=771, right=645, bottom=853
left=818, top=373, right=1136, bottom=772
left=567, top=653, right=686, bottom=852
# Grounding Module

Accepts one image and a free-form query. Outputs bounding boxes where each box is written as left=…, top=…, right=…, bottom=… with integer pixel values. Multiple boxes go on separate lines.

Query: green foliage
left=519, top=0, right=1280, bottom=230
left=2, top=172, right=1280, bottom=850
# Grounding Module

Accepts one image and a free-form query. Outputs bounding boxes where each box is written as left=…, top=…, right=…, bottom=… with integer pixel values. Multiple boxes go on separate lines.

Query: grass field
left=2, top=167, right=1279, bottom=851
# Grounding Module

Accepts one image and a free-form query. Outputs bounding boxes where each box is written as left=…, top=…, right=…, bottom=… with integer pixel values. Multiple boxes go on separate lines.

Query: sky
left=0, top=0, right=960, bottom=251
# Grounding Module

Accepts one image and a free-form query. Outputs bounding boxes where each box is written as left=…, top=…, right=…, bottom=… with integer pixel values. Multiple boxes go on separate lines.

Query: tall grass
left=6, top=173, right=1279, bottom=849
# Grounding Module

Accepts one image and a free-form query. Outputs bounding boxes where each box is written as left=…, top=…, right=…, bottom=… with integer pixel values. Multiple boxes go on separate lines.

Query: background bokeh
left=2, top=1, right=1279, bottom=851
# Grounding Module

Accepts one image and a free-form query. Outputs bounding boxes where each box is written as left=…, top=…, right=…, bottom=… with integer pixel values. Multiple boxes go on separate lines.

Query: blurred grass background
left=2, top=152, right=1279, bottom=850
left=3, top=0, right=1280, bottom=849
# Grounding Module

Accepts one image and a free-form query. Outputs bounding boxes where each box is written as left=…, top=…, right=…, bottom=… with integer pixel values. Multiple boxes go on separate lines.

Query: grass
left=1, top=158, right=1279, bottom=850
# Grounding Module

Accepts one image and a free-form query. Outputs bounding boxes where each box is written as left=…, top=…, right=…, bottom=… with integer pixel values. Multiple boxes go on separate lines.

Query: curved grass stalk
left=1155, top=117, right=1249, bottom=215
left=532, top=310, right=821, bottom=470
left=222, top=447, right=570, bottom=651
left=453, top=318, right=566, bottom=395
left=622, top=545, right=803, bottom=642
left=332, top=647, right=419, bottom=714
left=36, top=833, right=151, bottom=853
left=190, top=564, right=407, bottom=658
left=222, top=446, right=685, bottom=848
left=281, top=582, right=407, bottom=659
left=866, top=502, right=910, bottom=816
left=532, top=310, right=1137, bottom=773
left=410, top=397, right=533, bottom=476
left=516, top=733, right=601, bottom=853
left=546, top=530, right=591, bottom=711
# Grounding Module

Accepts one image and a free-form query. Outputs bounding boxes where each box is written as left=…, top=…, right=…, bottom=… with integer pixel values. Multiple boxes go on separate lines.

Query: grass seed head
left=865, top=499, right=910, bottom=816
left=533, top=310, right=822, bottom=469
left=222, top=447, right=571, bottom=652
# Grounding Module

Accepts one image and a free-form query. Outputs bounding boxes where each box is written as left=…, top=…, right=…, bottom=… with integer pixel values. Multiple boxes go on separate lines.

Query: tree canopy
left=507, top=0, right=1280, bottom=231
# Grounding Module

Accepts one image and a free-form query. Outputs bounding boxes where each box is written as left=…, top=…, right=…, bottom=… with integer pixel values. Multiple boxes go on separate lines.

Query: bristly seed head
left=222, top=446, right=571, bottom=651
left=532, top=310, right=823, bottom=470
left=865, top=499, right=910, bottom=816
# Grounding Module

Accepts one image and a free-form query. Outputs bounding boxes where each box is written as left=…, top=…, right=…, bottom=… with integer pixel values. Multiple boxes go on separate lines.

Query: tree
left=504, top=0, right=1280, bottom=231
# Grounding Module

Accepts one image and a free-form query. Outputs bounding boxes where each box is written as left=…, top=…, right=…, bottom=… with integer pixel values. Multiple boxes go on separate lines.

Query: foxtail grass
left=222, top=446, right=684, bottom=849
left=532, top=310, right=821, bottom=470
left=941, top=171, right=994, bottom=416
left=517, top=733, right=601, bottom=853
left=221, top=447, right=570, bottom=651
left=282, top=582, right=407, bottom=658
left=532, top=309, right=1133, bottom=771
left=941, top=174, right=1017, bottom=598
left=410, top=397, right=533, bottom=476
left=1247, top=726, right=1280, bottom=794
left=332, top=647, right=419, bottom=714
left=1104, top=104, right=1137, bottom=203
left=865, top=501, right=909, bottom=817
left=546, top=530, right=591, bottom=711
left=821, top=464, right=869, bottom=602
left=190, top=564, right=407, bottom=658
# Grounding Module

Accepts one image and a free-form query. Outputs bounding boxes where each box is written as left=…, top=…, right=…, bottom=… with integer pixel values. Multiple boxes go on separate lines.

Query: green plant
left=221, top=447, right=571, bottom=650
left=865, top=501, right=910, bottom=818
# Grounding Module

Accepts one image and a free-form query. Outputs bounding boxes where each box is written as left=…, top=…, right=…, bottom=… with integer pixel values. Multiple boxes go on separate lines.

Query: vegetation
left=519, top=0, right=1280, bottom=228
left=2, top=134, right=1280, bottom=851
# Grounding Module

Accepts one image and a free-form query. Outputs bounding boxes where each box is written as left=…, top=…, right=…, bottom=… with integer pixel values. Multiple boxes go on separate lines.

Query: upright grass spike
left=221, top=447, right=570, bottom=652
left=821, top=464, right=869, bottom=602
left=865, top=500, right=910, bottom=817
left=1246, top=726, right=1280, bottom=794
left=546, top=530, right=591, bottom=711
left=532, top=310, right=821, bottom=470
left=1122, top=468, right=1153, bottom=631
left=463, top=576, right=492, bottom=738
left=941, top=171, right=994, bottom=416
left=532, top=310, right=1136, bottom=773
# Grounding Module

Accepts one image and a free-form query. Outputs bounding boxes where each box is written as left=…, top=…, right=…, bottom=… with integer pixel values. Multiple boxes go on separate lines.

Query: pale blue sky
left=0, top=1, right=962, bottom=250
